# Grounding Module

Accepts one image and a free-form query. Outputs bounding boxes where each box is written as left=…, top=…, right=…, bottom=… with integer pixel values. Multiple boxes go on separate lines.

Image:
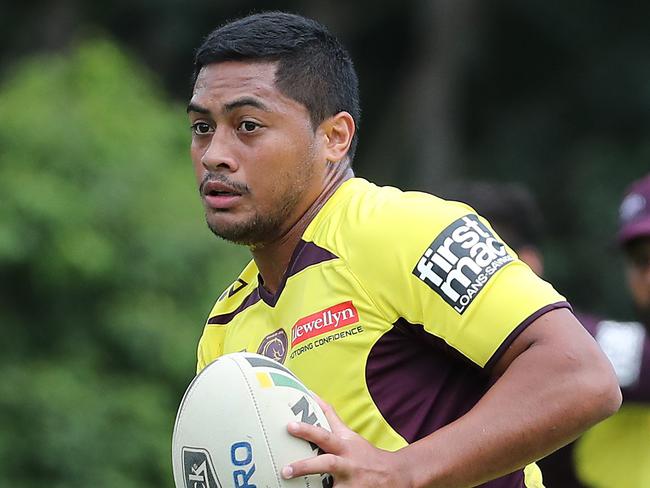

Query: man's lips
left=201, top=180, right=242, bottom=197
left=201, top=180, right=245, bottom=210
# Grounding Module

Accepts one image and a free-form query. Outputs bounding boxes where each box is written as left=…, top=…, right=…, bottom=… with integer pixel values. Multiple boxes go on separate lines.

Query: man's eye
left=191, top=122, right=213, bottom=135
left=238, top=121, right=260, bottom=133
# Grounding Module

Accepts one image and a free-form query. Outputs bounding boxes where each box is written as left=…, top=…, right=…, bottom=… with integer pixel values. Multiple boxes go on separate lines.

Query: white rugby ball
left=172, top=352, right=333, bottom=488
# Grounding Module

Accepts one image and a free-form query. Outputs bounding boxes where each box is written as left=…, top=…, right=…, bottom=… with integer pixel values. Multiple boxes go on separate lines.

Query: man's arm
left=282, top=308, right=621, bottom=488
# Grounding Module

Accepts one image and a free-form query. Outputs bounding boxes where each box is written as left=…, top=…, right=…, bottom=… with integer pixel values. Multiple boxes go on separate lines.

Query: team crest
left=182, top=447, right=222, bottom=488
left=257, top=329, right=288, bottom=364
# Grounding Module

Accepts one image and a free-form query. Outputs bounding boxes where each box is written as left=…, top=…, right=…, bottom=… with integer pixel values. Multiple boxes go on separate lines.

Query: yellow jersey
left=197, top=178, right=568, bottom=487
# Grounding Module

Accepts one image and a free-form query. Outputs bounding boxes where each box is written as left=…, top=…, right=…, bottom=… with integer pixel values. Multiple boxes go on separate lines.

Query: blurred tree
left=0, top=40, right=248, bottom=487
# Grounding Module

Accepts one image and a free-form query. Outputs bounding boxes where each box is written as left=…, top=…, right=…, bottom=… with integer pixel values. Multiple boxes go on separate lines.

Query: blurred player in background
left=575, top=173, right=650, bottom=488
left=188, top=12, right=620, bottom=487
left=449, top=176, right=650, bottom=488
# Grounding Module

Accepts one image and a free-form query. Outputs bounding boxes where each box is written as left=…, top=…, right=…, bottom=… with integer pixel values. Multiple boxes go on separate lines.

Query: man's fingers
left=282, top=452, right=342, bottom=480
left=287, top=421, right=343, bottom=453
left=312, top=394, right=347, bottom=432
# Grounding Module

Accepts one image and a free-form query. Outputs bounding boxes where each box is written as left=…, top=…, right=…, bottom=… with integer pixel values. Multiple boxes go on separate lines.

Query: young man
left=449, top=180, right=650, bottom=487
left=189, top=12, right=621, bottom=487
left=573, top=174, right=650, bottom=488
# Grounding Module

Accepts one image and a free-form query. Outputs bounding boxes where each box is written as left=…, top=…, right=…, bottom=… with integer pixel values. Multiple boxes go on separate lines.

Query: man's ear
left=319, top=111, right=355, bottom=163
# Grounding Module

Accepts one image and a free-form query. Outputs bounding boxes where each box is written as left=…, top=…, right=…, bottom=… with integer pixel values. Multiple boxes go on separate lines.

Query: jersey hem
left=484, top=301, right=573, bottom=370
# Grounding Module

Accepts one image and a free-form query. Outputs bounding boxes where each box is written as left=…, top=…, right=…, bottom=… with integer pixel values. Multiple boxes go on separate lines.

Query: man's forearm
left=396, top=312, right=621, bottom=488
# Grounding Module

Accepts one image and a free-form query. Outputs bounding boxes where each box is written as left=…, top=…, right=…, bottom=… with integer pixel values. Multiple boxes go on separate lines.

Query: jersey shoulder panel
left=305, top=178, right=568, bottom=367
left=305, top=177, right=474, bottom=278
left=307, top=178, right=497, bottom=315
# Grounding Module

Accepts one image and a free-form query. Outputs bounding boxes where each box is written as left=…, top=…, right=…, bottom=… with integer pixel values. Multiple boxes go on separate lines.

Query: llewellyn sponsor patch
left=291, top=301, right=359, bottom=347
left=413, top=215, right=514, bottom=314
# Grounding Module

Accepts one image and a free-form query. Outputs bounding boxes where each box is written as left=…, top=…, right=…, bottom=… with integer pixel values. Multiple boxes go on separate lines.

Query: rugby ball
left=172, top=352, right=333, bottom=488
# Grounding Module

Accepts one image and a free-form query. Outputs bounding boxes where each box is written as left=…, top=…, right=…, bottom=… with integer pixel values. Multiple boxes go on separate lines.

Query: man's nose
left=201, top=128, right=239, bottom=172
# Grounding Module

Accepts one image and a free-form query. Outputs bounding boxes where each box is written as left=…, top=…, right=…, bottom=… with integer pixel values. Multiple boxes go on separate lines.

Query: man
left=448, top=179, right=650, bottom=487
left=573, top=174, right=650, bottom=488
left=617, top=174, right=650, bottom=330
left=189, top=12, right=621, bottom=487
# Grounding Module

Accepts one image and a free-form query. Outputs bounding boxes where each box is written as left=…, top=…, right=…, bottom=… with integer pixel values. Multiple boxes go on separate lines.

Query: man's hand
left=281, top=396, right=412, bottom=488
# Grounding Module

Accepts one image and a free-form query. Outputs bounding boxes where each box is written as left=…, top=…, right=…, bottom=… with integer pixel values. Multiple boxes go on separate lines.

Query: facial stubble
left=205, top=156, right=316, bottom=247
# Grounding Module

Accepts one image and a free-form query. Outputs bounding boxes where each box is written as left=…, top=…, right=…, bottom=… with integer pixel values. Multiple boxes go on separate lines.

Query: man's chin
left=208, top=224, right=256, bottom=246
left=206, top=217, right=277, bottom=247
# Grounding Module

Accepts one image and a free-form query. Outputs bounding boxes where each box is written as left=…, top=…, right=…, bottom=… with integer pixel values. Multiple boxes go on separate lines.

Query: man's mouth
left=207, top=189, right=239, bottom=197
left=202, top=180, right=242, bottom=195
left=201, top=180, right=245, bottom=209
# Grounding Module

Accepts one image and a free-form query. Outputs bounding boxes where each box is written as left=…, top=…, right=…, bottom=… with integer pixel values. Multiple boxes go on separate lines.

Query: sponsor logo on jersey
left=291, top=301, right=359, bottom=347
left=182, top=447, right=222, bottom=488
left=257, top=328, right=288, bottom=364
left=413, top=215, right=514, bottom=314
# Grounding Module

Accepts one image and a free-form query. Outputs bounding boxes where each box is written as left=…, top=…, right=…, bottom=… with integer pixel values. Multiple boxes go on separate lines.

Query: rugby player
left=449, top=180, right=650, bottom=487
left=574, top=174, right=650, bottom=488
left=188, top=12, right=621, bottom=487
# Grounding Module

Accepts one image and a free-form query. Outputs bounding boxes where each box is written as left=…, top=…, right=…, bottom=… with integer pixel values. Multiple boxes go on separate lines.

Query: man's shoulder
left=306, top=179, right=486, bottom=291
left=312, top=178, right=473, bottom=244
left=342, top=178, right=466, bottom=217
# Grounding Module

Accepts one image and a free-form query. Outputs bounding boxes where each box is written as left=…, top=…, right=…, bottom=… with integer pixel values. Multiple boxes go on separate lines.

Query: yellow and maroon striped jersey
left=197, top=177, right=569, bottom=488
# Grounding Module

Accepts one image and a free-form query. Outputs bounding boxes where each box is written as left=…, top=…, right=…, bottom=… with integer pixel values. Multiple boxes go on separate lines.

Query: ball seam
left=233, top=355, right=285, bottom=488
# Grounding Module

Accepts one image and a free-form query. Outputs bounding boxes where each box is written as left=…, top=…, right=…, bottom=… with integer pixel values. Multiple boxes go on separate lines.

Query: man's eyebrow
left=186, top=102, right=210, bottom=114
left=224, top=97, right=271, bottom=113
left=186, top=97, right=272, bottom=115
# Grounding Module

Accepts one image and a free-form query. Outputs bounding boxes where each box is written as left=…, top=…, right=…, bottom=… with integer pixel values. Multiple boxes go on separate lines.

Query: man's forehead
left=189, top=60, right=307, bottom=116
left=193, top=61, right=279, bottom=96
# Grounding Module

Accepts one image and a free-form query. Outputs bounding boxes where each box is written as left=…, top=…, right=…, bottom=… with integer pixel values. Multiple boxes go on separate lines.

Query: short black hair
left=442, top=182, right=544, bottom=250
left=193, top=11, right=361, bottom=162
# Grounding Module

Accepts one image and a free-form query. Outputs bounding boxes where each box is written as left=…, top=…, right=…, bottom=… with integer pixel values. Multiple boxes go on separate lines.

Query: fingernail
left=282, top=466, right=293, bottom=479
left=287, top=421, right=299, bottom=432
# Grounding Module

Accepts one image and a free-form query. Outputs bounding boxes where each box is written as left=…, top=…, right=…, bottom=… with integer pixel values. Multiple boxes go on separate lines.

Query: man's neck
left=252, top=164, right=354, bottom=294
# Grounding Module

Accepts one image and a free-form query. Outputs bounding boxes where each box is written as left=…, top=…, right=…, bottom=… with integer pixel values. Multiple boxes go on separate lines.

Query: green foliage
left=0, top=40, right=248, bottom=486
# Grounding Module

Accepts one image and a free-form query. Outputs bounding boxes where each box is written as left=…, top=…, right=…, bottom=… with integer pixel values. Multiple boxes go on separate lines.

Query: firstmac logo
left=413, top=215, right=514, bottom=314
left=291, top=301, right=359, bottom=347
